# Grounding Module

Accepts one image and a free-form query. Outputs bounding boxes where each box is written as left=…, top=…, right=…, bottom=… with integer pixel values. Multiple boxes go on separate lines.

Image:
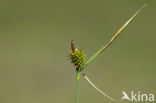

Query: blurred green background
left=0, top=0, right=155, bottom=103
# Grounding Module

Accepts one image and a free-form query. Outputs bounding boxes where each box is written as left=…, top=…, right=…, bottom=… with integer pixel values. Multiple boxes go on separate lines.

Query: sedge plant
left=69, top=4, right=147, bottom=103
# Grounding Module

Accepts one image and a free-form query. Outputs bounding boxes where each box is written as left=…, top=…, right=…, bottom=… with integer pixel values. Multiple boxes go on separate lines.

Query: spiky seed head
left=69, top=40, right=86, bottom=71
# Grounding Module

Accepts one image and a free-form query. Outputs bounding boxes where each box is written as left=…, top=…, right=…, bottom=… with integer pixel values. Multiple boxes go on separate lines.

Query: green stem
left=85, top=41, right=111, bottom=67
left=76, top=72, right=80, bottom=103
left=82, top=3, right=147, bottom=70
left=74, top=3, right=147, bottom=103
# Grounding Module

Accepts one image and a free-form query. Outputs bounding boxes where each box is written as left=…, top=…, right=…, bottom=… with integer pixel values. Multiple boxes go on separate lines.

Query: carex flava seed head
left=69, top=40, right=86, bottom=72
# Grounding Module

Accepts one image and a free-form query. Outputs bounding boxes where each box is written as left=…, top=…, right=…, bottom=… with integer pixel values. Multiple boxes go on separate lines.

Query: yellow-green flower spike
left=70, top=40, right=86, bottom=72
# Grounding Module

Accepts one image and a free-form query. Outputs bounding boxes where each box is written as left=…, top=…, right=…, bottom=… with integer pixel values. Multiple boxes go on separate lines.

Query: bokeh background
left=0, top=0, right=155, bottom=103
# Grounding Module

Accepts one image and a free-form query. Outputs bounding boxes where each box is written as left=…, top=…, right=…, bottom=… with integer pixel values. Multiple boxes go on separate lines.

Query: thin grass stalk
left=76, top=72, right=80, bottom=103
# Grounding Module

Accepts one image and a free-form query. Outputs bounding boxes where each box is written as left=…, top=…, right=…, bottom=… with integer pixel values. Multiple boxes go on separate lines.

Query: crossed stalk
left=73, top=4, right=147, bottom=103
